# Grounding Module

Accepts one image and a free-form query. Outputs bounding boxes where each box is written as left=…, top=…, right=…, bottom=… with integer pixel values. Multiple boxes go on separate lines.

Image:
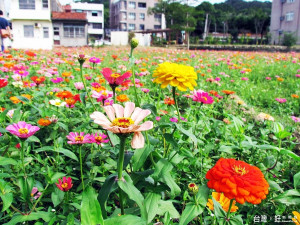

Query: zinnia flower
left=207, top=192, right=238, bottom=212
left=101, top=68, right=131, bottom=88
left=275, top=98, right=286, bottom=103
left=38, top=118, right=52, bottom=126
left=292, top=211, right=300, bottom=225
left=152, top=62, right=197, bottom=91
left=164, top=97, right=175, bottom=105
left=89, top=56, right=101, bottom=64
left=116, top=94, right=129, bottom=102
left=291, top=116, right=300, bottom=123
left=222, top=90, right=235, bottom=95
left=74, top=82, right=84, bottom=90
left=257, top=112, right=274, bottom=121
left=90, top=102, right=153, bottom=148
left=6, top=121, right=40, bottom=138
left=66, top=132, right=91, bottom=144
left=206, top=158, right=269, bottom=205
left=31, top=187, right=42, bottom=200
left=56, top=177, right=73, bottom=192
left=192, top=90, right=214, bottom=104
left=0, top=78, right=8, bottom=88
left=49, top=99, right=67, bottom=107
left=89, top=133, right=109, bottom=145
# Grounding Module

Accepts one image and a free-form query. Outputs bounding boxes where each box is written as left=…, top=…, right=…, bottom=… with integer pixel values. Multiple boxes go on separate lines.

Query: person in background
left=0, top=10, right=11, bottom=52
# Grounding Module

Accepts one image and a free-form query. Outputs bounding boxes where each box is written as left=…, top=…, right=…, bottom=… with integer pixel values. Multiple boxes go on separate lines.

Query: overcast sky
left=58, top=0, right=271, bottom=5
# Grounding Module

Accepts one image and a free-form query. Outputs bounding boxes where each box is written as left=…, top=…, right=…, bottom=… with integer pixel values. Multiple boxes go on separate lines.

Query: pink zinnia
left=90, top=102, right=153, bottom=149
left=66, top=132, right=91, bottom=144
left=51, top=77, right=64, bottom=83
left=31, top=187, right=42, bottom=200
left=291, top=116, right=300, bottom=123
left=170, top=117, right=178, bottom=123
left=101, top=68, right=131, bottom=87
left=89, top=57, right=101, bottom=64
left=6, top=121, right=40, bottom=138
left=92, top=90, right=113, bottom=102
left=275, top=98, right=287, bottom=103
left=192, top=90, right=214, bottom=104
left=241, top=77, right=249, bottom=81
left=296, top=74, right=300, bottom=78
left=141, top=88, right=149, bottom=93
left=265, top=77, right=271, bottom=80
left=56, top=177, right=73, bottom=192
left=89, top=133, right=109, bottom=145
left=74, top=82, right=84, bottom=90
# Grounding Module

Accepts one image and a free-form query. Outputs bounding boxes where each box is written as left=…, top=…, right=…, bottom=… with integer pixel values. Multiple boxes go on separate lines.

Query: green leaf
left=212, top=197, right=226, bottom=219
left=157, top=200, right=180, bottom=219
left=3, top=212, right=54, bottom=225
left=195, top=185, right=209, bottom=207
left=229, top=215, right=243, bottom=225
left=0, top=157, right=17, bottom=166
left=26, top=135, right=40, bottom=143
left=175, top=124, right=198, bottom=146
left=80, top=92, right=87, bottom=106
left=152, top=159, right=181, bottom=197
left=67, top=213, right=75, bottom=225
left=163, top=133, right=178, bottom=148
left=81, top=186, right=104, bottom=225
left=144, top=192, right=161, bottom=223
left=104, top=215, right=146, bottom=225
left=58, top=148, right=79, bottom=161
left=179, top=203, right=205, bottom=225
left=267, top=180, right=283, bottom=192
left=118, top=172, right=146, bottom=220
left=98, top=174, right=118, bottom=219
left=280, top=149, right=300, bottom=161
left=57, top=122, right=69, bottom=132
left=34, top=146, right=54, bottom=152
left=273, top=189, right=300, bottom=206
left=141, top=104, right=157, bottom=115
left=0, top=192, right=13, bottom=212
left=294, top=172, right=300, bottom=189
left=219, top=145, right=233, bottom=155
left=11, top=107, right=22, bottom=122
left=51, top=187, right=65, bottom=207
left=18, top=177, right=34, bottom=204
left=132, top=144, right=153, bottom=171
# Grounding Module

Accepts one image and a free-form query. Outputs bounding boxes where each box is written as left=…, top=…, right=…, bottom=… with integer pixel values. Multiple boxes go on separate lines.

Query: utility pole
left=186, top=0, right=189, bottom=50
left=203, top=13, right=208, bottom=40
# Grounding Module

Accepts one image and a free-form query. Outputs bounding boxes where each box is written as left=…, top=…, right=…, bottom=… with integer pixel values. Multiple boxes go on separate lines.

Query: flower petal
left=133, top=109, right=151, bottom=125
left=135, top=121, right=153, bottom=132
left=90, top=111, right=111, bottom=125
left=131, top=132, right=145, bottom=149
left=113, top=104, right=124, bottom=118
left=124, top=102, right=135, bottom=117
left=104, top=105, right=115, bottom=122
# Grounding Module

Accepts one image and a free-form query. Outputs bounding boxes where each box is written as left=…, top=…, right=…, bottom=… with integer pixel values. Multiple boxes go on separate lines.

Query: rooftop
left=52, top=12, right=87, bottom=21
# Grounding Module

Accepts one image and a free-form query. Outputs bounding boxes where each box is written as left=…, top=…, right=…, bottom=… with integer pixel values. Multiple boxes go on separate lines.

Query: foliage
left=282, top=32, right=298, bottom=48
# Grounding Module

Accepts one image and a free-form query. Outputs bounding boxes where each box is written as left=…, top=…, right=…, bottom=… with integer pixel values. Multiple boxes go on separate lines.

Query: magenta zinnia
left=101, top=68, right=131, bottom=87
left=192, top=90, right=214, bottom=104
left=6, top=121, right=40, bottom=138
left=89, top=133, right=109, bottom=145
left=90, top=102, right=153, bottom=148
left=66, top=132, right=91, bottom=144
left=56, top=177, right=73, bottom=192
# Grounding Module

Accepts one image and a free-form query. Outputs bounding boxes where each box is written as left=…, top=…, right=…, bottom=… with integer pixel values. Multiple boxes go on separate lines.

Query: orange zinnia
left=207, top=192, right=238, bottom=212
left=277, top=77, right=284, bottom=82
left=222, top=90, right=235, bottom=95
left=292, top=94, right=299, bottom=98
left=206, top=158, right=269, bottom=205
left=56, top=91, right=73, bottom=99
left=38, top=118, right=52, bottom=126
left=116, top=94, right=129, bottom=102
left=164, top=97, right=175, bottom=105
left=61, top=72, right=72, bottom=77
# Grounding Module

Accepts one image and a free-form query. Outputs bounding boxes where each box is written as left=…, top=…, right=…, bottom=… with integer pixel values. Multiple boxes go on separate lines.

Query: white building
left=70, top=2, right=104, bottom=44
left=9, top=0, right=55, bottom=49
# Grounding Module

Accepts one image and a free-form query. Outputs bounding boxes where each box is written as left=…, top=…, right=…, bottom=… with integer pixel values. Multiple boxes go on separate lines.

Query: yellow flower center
left=55, top=102, right=61, bottom=106
left=111, top=117, right=134, bottom=128
left=61, top=183, right=68, bottom=188
left=75, top=136, right=84, bottom=142
left=203, top=97, right=207, bottom=101
left=19, top=128, right=29, bottom=134
left=19, top=71, right=24, bottom=74
left=95, top=136, right=102, bottom=142
left=233, top=165, right=247, bottom=176
left=36, top=78, right=41, bottom=82
left=111, top=73, right=120, bottom=78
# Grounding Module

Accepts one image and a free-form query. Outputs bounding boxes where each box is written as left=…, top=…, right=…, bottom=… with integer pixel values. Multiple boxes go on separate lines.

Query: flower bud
left=131, top=38, right=139, bottom=49
left=188, top=183, right=199, bottom=194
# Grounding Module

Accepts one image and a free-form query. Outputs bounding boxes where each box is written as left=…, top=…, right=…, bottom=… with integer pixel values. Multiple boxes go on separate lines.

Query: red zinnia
left=206, top=158, right=269, bottom=205
left=0, top=78, right=8, bottom=88
left=31, top=76, right=45, bottom=85
left=56, top=177, right=73, bottom=192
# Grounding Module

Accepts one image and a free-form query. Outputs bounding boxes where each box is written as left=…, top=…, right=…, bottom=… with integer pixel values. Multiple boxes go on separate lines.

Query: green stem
left=79, top=146, right=85, bottom=190
left=112, top=86, right=116, bottom=104
left=129, top=51, right=140, bottom=107
left=226, top=199, right=234, bottom=223
left=21, top=141, right=26, bottom=175
left=172, top=87, right=181, bottom=123
left=29, top=184, right=49, bottom=214
left=79, top=63, right=97, bottom=111
left=117, top=135, right=127, bottom=215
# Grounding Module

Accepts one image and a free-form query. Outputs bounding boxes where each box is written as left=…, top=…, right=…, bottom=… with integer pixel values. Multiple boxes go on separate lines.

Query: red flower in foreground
left=206, top=158, right=269, bottom=205
left=56, top=177, right=73, bottom=192
left=0, top=78, right=8, bottom=88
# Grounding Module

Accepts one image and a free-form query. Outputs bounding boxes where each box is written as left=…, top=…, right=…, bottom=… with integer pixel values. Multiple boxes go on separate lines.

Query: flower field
left=0, top=44, right=299, bottom=225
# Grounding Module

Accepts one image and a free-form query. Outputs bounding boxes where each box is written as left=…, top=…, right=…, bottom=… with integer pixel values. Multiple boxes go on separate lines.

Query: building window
left=287, top=0, right=295, bottom=2
left=140, top=13, right=145, bottom=20
left=122, top=12, right=127, bottom=19
left=64, top=25, right=85, bottom=38
left=42, top=0, right=48, bottom=8
left=92, top=12, right=98, bottom=16
left=76, top=9, right=83, bottom=12
left=129, top=1, right=136, bottom=8
left=129, top=13, right=136, bottom=20
left=43, top=27, right=49, bottom=38
left=24, top=25, right=34, bottom=37
left=138, top=2, right=146, bottom=8
left=139, top=24, right=144, bottom=30
left=92, top=23, right=102, bottom=29
left=154, top=25, right=161, bottom=30
left=154, top=14, right=162, bottom=22
left=128, top=24, right=135, bottom=30
left=286, top=12, right=294, bottom=21
left=19, top=0, right=35, bottom=9
left=54, top=27, right=59, bottom=35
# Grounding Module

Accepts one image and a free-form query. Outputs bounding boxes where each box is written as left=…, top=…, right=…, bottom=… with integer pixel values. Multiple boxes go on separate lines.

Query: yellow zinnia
left=152, top=62, right=197, bottom=91
left=293, top=211, right=300, bottom=225
left=207, top=192, right=238, bottom=213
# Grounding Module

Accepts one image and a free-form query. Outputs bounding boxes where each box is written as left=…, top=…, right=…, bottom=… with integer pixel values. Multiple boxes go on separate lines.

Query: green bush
left=282, top=32, right=297, bottom=48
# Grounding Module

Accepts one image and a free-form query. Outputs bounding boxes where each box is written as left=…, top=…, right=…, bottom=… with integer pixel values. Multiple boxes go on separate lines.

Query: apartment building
left=70, top=2, right=104, bottom=42
left=270, top=0, right=300, bottom=44
left=109, top=0, right=165, bottom=31
left=9, top=0, right=56, bottom=49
